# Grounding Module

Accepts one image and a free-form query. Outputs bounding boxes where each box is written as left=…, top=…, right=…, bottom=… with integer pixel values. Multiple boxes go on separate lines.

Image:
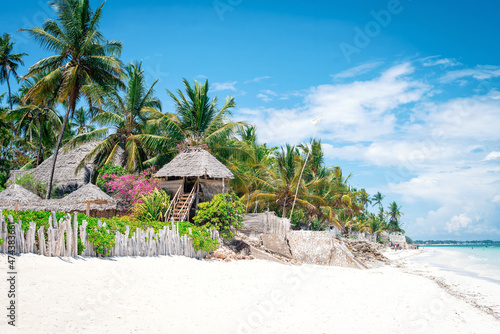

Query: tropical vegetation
left=0, top=0, right=406, bottom=251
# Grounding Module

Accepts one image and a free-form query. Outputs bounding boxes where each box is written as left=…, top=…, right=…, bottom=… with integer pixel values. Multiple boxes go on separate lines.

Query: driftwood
left=0, top=211, right=218, bottom=259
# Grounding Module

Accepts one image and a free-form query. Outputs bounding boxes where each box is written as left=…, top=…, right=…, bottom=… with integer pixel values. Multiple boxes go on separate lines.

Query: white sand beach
left=1, top=251, right=499, bottom=334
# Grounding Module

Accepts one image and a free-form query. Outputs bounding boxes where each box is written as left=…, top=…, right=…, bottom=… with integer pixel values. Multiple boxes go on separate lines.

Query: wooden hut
left=154, top=147, right=234, bottom=222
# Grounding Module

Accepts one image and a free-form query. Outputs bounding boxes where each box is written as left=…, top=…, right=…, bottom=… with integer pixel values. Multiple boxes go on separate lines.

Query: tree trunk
left=36, top=119, right=43, bottom=167
left=6, top=76, right=12, bottom=110
left=46, top=103, right=72, bottom=199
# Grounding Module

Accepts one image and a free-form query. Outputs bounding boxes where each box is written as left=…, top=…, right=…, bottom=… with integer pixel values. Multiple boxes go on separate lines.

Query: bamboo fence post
left=73, top=213, right=78, bottom=257
left=65, top=215, right=72, bottom=257
left=38, top=226, right=46, bottom=256
left=54, top=222, right=66, bottom=257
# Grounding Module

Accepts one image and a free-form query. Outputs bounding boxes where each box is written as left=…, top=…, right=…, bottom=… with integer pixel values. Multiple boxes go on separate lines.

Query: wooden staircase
left=172, top=193, right=194, bottom=222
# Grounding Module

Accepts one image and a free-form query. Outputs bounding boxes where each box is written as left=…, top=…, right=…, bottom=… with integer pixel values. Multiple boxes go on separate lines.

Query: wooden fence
left=0, top=211, right=218, bottom=259
left=239, top=212, right=291, bottom=240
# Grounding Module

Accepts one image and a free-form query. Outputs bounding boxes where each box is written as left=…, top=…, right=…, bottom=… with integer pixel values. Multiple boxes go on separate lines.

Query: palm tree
left=9, top=75, right=61, bottom=167
left=387, top=201, right=403, bottom=233
left=71, top=107, right=95, bottom=135
left=21, top=0, right=122, bottom=198
left=66, top=61, right=166, bottom=173
left=247, top=144, right=323, bottom=218
left=0, top=33, right=27, bottom=110
left=149, top=79, right=245, bottom=161
left=372, top=191, right=385, bottom=208
left=366, top=213, right=387, bottom=241
left=359, top=188, right=372, bottom=209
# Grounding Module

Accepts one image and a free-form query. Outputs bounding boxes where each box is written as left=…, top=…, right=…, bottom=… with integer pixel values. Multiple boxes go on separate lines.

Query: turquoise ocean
left=409, top=244, right=500, bottom=285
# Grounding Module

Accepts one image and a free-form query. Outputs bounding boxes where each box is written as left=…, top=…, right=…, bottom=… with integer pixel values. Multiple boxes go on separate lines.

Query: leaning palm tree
left=21, top=0, right=122, bottom=198
left=0, top=33, right=27, bottom=110
left=66, top=61, right=167, bottom=173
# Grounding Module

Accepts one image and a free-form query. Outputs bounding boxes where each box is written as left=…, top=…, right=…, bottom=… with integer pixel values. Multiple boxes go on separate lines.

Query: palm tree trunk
left=36, top=119, right=43, bottom=167
left=6, top=75, right=12, bottom=110
left=46, top=103, right=72, bottom=199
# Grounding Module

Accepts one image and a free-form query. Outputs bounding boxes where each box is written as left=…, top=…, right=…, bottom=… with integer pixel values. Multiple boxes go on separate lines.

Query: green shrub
left=14, top=173, right=47, bottom=197
left=2, top=209, right=218, bottom=255
left=11, top=173, right=60, bottom=198
left=0, top=172, right=7, bottom=191
left=133, top=188, right=171, bottom=222
left=193, top=193, right=245, bottom=239
left=96, top=164, right=127, bottom=192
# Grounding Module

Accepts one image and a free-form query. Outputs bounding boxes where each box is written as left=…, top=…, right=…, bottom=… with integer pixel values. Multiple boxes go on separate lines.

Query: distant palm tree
left=372, top=191, right=385, bottom=208
left=0, top=33, right=27, bottom=110
left=387, top=201, right=403, bottom=233
left=359, top=189, right=372, bottom=209
left=21, top=0, right=122, bottom=198
left=66, top=62, right=166, bottom=172
left=247, top=145, right=323, bottom=218
left=71, top=107, right=95, bottom=135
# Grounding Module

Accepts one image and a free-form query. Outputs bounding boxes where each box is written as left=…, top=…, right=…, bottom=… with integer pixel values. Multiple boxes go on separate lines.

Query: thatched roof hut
left=154, top=147, right=234, bottom=179
left=62, top=183, right=115, bottom=204
left=154, top=147, right=234, bottom=221
left=8, top=141, right=124, bottom=196
left=0, top=183, right=122, bottom=218
left=0, top=184, right=42, bottom=203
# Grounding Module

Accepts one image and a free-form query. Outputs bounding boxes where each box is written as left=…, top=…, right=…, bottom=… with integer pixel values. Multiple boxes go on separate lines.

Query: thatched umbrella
left=62, top=183, right=115, bottom=217
left=154, top=147, right=234, bottom=180
left=0, top=184, right=42, bottom=211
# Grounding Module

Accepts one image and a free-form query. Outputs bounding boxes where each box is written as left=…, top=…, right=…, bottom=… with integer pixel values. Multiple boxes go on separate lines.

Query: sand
left=1, top=252, right=499, bottom=334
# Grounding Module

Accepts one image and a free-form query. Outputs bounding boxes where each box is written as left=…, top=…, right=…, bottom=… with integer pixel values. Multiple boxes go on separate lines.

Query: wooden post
left=14, top=202, right=18, bottom=212
left=86, top=201, right=90, bottom=217
left=195, top=177, right=200, bottom=208
left=222, top=178, right=225, bottom=193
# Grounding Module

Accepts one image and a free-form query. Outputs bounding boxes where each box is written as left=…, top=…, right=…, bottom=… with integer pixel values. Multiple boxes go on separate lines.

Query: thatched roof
left=0, top=184, right=42, bottom=203
left=62, top=183, right=115, bottom=204
left=8, top=141, right=124, bottom=196
left=154, top=148, right=234, bottom=179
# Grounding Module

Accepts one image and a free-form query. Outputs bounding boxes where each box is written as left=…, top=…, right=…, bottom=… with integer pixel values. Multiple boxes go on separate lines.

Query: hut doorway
left=184, top=177, right=197, bottom=193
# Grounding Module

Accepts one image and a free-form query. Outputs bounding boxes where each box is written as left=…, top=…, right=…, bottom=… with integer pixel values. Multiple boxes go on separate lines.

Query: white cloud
left=485, top=151, right=500, bottom=161
left=445, top=214, right=472, bottom=233
left=332, top=61, right=383, bottom=80
left=237, top=60, right=500, bottom=239
left=262, top=89, right=278, bottom=96
left=421, top=56, right=461, bottom=67
left=244, top=76, right=271, bottom=84
left=440, top=65, right=500, bottom=83
left=256, top=93, right=273, bottom=103
left=212, top=81, right=237, bottom=91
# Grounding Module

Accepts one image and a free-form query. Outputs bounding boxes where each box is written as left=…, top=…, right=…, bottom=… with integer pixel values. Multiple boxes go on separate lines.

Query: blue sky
left=2, top=0, right=500, bottom=240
